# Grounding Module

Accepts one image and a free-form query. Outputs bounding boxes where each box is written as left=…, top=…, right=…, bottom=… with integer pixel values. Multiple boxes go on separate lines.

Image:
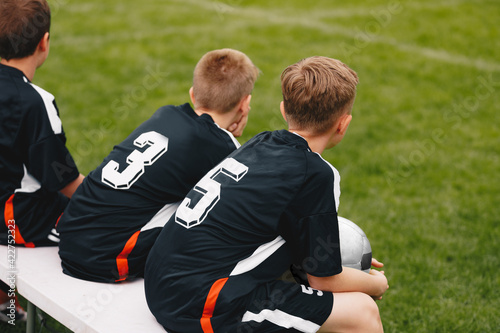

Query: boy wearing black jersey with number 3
left=145, top=56, right=389, bottom=333
left=57, top=49, right=259, bottom=283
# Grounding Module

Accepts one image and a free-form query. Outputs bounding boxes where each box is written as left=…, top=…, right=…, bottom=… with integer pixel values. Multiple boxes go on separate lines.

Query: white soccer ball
left=338, top=216, right=372, bottom=273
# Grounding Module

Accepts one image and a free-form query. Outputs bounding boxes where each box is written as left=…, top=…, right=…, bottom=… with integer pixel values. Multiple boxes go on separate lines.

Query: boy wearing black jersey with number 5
left=145, top=56, right=389, bottom=333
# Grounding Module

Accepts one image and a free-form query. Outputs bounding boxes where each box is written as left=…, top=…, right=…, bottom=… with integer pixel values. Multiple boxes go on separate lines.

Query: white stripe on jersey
left=291, top=132, right=340, bottom=212
left=47, top=228, right=60, bottom=243
left=14, top=165, right=41, bottom=194
left=315, top=153, right=341, bottom=212
left=242, top=308, right=320, bottom=333
left=26, top=78, right=63, bottom=135
left=230, top=236, right=286, bottom=276
left=141, top=201, right=181, bottom=232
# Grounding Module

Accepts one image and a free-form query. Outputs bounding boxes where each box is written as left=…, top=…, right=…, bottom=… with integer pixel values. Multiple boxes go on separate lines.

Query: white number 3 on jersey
left=175, top=158, right=248, bottom=229
left=101, top=131, right=168, bottom=189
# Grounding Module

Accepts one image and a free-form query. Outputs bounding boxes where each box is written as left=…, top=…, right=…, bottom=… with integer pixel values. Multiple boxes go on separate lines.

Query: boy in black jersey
left=145, top=57, right=389, bottom=333
left=57, top=48, right=259, bottom=283
left=0, top=0, right=84, bottom=321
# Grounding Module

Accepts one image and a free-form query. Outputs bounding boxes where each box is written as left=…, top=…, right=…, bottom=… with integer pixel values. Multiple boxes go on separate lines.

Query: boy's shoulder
left=239, top=130, right=334, bottom=176
left=133, top=102, right=238, bottom=151
left=1, top=66, right=62, bottom=136
left=0, top=63, right=27, bottom=88
left=244, top=129, right=307, bottom=147
left=152, top=103, right=193, bottom=118
left=1, top=64, right=53, bottom=107
left=144, top=103, right=212, bottom=132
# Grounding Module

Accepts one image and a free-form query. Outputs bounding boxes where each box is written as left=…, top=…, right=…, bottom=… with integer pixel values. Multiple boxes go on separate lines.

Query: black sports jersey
left=57, top=103, right=240, bottom=282
left=0, top=64, right=79, bottom=247
left=145, top=130, right=343, bottom=333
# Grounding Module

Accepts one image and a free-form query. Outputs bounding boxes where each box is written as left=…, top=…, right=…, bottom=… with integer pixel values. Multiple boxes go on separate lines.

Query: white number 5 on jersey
left=175, top=158, right=248, bottom=229
left=101, top=131, right=168, bottom=189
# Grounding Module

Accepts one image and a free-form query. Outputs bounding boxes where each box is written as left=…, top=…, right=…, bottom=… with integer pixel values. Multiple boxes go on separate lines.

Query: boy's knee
left=322, top=292, right=383, bottom=332
left=357, top=294, right=383, bottom=332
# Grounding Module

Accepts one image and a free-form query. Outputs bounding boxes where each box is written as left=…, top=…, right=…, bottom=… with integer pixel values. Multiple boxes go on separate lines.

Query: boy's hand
left=369, top=258, right=388, bottom=300
left=228, top=113, right=248, bottom=137
left=371, top=258, right=384, bottom=269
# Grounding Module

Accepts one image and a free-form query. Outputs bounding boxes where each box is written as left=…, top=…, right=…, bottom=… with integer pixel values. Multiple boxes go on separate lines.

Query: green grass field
left=2, top=0, right=499, bottom=332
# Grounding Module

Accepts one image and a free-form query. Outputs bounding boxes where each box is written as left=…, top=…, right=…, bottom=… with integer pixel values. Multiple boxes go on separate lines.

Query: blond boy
left=58, top=49, right=258, bottom=283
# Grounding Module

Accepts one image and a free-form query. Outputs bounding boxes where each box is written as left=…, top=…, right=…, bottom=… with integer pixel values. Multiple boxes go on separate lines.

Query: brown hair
left=0, top=0, right=51, bottom=60
left=281, top=56, right=359, bottom=134
left=192, top=48, right=259, bottom=113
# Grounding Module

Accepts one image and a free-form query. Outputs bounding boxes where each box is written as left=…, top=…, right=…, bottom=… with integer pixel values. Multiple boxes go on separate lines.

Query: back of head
left=281, top=56, right=359, bottom=134
left=192, top=48, right=259, bottom=113
left=0, top=0, right=51, bottom=61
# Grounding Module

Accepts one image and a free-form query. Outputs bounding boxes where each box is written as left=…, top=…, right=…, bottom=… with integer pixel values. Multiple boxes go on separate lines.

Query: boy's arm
left=59, top=173, right=84, bottom=198
left=307, top=266, right=388, bottom=299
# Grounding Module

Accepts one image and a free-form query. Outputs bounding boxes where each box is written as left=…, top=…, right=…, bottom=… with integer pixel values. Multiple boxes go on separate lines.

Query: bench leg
left=26, top=300, right=36, bottom=333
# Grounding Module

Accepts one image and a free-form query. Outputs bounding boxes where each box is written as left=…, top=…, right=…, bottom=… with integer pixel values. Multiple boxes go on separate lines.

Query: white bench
left=0, top=245, right=165, bottom=333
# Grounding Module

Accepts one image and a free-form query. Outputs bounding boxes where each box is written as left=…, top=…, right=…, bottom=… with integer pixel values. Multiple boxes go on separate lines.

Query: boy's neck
left=0, top=57, right=37, bottom=81
left=290, top=129, right=331, bottom=154
left=195, top=109, right=230, bottom=130
left=195, top=107, right=241, bottom=134
left=287, top=109, right=352, bottom=154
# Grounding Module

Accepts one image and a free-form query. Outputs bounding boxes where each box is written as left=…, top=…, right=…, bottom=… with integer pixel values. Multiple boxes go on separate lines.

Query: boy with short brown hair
left=0, top=0, right=84, bottom=321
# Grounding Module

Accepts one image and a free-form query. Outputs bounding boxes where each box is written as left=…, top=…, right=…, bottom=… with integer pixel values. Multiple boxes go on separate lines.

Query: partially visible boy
left=0, top=0, right=84, bottom=321
left=57, top=48, right=259, bottom=283
left=145, top=56, right=389, bottom=333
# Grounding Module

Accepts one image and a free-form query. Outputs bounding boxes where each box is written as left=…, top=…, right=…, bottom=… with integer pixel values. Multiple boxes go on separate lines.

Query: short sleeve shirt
left=145, top=130, right=343, bottom=329
left=57, top=103, right=240, bottom=281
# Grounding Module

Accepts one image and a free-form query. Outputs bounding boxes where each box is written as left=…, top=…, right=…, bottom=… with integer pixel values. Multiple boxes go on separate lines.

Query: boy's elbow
left=60, top=174, right=84, bottom=198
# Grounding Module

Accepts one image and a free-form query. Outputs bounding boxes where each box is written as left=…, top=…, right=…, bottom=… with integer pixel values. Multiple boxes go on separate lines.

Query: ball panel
left=338, top=216, right=372, bottom=273
left=360, top=252, right=372, bottom=272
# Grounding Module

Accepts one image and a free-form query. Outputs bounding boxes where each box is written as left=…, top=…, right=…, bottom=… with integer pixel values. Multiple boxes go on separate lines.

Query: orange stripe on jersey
left=55, top=212, right=63, bottom=229
left=200, top=277, right=229, bottom=333
left=4, top=194, right=35, bottom=248
left=115, top=230, right=141, bottom=282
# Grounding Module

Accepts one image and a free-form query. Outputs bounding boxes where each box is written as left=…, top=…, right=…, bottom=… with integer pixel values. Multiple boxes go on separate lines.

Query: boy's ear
left=240, top=94, right=251, bottom=114
left=189, top=87, right=196, bottom=106
left=280, top=101, right=287, bottom=122
left=38, top=32, right=50, bottom=52
left=35, top=32, right=51, bottom=69
left=337, top=113, right=352, bottom=135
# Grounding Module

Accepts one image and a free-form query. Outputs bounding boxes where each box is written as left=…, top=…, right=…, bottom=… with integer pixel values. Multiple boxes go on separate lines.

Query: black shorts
left=210, top=279, right=333, bottom=333
left=0, top=191, right=68, bottom=247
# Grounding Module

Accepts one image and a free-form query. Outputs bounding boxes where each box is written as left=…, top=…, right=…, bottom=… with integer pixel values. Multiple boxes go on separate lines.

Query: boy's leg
left=230, top=279, right=333, bottom=333
left=1, top=192, right=68, bottom=247
left=318, top=292, right=383, bottom=333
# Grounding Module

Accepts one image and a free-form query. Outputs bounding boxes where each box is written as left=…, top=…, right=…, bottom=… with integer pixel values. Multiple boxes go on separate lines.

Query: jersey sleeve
left=23, top=91, right=79, bottom=192
left=28, top=134, right=79, bottom=192
left=279, top=153, right=342, bottom=278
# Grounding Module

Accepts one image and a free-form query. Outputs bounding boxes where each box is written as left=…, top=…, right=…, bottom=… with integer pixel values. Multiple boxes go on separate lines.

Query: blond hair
left=281, top=56, right=359, bottom=134
left=192, top=49, right=259, bottom=113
